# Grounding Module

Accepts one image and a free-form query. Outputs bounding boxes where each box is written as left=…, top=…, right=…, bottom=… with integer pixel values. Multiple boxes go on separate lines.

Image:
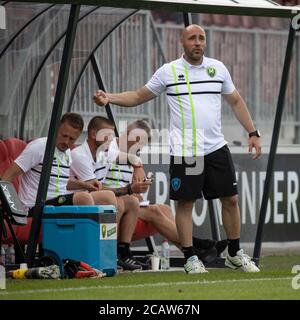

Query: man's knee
left=92, top=190, right=117, bottom=207
left=116, top=198, right=125, bottom=215
left=73, top=192, right=94, bottom=205
left=142, top=204, right=163, bottom=223
left=221, top=195, right=239, bottom=208
left=158, top=204, right=173, bottom=217
left=123, top=195, right=139, bottom=215
left=102, top=190, right=118, bottom=207
left=177, top=199, right=194, bottom=211
left=125, top=195, right=139, bottom=207
left=150, top=204, right=165, bottom=218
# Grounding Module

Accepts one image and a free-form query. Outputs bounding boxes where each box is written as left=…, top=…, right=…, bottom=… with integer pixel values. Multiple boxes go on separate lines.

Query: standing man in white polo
left=93, top=24, right=261, bottom=274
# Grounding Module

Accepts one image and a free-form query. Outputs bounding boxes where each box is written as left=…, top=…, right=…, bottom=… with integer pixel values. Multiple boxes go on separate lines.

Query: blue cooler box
left=42, top=205, right=117, bottom=276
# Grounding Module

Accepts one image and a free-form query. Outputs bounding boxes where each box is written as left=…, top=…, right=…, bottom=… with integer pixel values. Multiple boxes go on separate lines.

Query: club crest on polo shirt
left=206, top=67, right=216, bottom=78
left=171, top=177, right=181, bottom=191
left=58, top=196, right=66, bottom=204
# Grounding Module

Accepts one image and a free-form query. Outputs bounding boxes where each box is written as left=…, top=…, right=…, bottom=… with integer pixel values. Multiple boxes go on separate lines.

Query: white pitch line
left=0, top=276, right=292, bottom=296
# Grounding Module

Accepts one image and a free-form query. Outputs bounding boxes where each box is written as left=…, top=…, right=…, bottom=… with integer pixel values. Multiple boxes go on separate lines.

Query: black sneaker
left=117, top=257, right=142, bottom=271
left=194, top=239, right=228, bottom=259
left=194, top=246, right=218, bottom=264
left=216, top=240, right=228, bottom=255
left=130, top=257, right=151, bottom=270
left=194, top=239, right=216, bottom=250
left=127, top=250, right=151, bottom=270
left=117, top=264, right=123, bottom=272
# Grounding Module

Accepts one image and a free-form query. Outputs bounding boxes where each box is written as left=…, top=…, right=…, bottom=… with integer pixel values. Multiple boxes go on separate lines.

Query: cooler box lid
left=43, top=205, right=115, bottom=214
left=43, top=205, right=116, bottom=223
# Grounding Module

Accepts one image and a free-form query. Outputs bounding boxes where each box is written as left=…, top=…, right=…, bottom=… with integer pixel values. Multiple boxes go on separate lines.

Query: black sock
left=215, top=239, right=228, bottom=254
left=227, top=238, right=240, bottom=257
left=182, top=246, right=195, bottom=262
left=117, top=242, right=130, bottom=258
left=193, top=237, right=216, bottom=250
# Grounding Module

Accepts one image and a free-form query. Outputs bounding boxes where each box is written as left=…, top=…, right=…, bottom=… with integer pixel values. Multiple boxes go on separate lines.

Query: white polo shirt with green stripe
left=103, top=138, right=135, bottom=188
left=146, top=56, right=235, bottom=157
left=70, top=139, right=110, bottom=190
left=15, top=137, right=71, bottom=209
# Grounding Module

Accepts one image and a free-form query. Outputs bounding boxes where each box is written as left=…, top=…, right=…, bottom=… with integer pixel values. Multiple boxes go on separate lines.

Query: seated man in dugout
left=68, top=116, right=151, bottom=271
left=2, top=112, right=117, bottom=218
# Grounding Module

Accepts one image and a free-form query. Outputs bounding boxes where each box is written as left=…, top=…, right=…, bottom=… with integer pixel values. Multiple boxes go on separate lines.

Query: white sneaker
left=184, top=255, right=208, bottom=274
left=225, top=249, right=260, bottom=273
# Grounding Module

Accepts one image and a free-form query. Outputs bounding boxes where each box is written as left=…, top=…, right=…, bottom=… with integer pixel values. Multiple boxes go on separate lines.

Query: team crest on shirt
left=171, top=177, right=181, bottom=191
left=58, top=196, right=66, bottom=204
left=206, top=67, right=216, bottom=78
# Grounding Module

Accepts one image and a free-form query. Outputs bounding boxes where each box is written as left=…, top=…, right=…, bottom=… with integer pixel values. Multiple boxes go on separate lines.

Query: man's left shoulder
left=204, top=57, right=225, bottom=69
left=71, top=143, right=83, bottom=154
left=70, top=144, right=90, bottom=165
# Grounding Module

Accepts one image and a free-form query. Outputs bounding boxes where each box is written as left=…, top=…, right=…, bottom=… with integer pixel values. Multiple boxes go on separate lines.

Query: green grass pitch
left=1, top=255, right=300, bottom=300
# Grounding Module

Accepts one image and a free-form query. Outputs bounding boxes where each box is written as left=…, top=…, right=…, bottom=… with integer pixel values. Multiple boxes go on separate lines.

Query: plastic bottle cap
left=20, top=263, right=28, bottom=270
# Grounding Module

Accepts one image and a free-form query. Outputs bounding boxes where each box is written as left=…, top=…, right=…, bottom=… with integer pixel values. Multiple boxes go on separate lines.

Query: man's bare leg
left=176, top=200, right=194, bottom=248
left=139, top=204, right=181, bottom=247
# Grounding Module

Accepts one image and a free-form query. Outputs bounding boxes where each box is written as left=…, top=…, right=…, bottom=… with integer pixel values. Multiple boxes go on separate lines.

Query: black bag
left=63, top=258, right=80, bottom=279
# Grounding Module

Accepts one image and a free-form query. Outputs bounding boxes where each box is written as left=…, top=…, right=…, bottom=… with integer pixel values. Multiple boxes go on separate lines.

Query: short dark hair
left=60, top=112, right=84, bottom=132
left=127, top=119, right=152, bottom=142
left=87, top=116, right=114, bottom=134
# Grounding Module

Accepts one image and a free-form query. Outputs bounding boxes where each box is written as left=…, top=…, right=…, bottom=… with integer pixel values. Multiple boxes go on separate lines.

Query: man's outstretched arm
left=93, top=86, right=156, bottom=107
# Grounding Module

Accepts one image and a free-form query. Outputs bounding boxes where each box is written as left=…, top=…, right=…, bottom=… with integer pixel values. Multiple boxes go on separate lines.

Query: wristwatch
left=249, top=129, right=261, bottom=138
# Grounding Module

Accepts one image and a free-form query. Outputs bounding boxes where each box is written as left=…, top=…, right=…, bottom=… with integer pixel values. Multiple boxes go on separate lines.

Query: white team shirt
left=103, top=138, right=134, bottom=188
left=146, top=55, right=235, bottom=156
left=104, top=163, right=133, bottom=188
left=15, top=137, right=72, bottom=209
left=70, top=140, right=111, bottom=188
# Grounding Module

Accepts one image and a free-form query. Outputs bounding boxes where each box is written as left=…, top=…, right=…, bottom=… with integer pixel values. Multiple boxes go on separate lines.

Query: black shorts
left=28, top=193, right=74, bottom=216
left=169, top=145, right=238, bottom=201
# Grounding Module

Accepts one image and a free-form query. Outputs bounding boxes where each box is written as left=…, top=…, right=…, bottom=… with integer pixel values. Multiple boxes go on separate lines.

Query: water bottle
left=0, top=264, right=6, bottom=289
left=5, top=245, right=15, bottom=265
left=160, top=240, right=170, bottom=270
left=0, top=247, right=5, bottom=265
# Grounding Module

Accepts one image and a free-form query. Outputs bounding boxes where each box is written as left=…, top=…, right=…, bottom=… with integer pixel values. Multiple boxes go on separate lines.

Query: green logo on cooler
left=107, top=226, right=116, bottom=238
left=101, top=224, right=107, bottom=238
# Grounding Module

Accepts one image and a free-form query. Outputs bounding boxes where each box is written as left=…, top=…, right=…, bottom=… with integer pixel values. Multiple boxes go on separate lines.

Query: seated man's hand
left=130, top=180, right=152, bottom=194
left=84, top=180, right=102, bottom=192
left=93, top=90, right=109, bottom=106
left=132, top=167, right=146, bottom=183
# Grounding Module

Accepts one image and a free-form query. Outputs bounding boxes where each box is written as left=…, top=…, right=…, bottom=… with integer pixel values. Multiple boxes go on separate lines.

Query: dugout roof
left=2, top=0, right=300, bottom=17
